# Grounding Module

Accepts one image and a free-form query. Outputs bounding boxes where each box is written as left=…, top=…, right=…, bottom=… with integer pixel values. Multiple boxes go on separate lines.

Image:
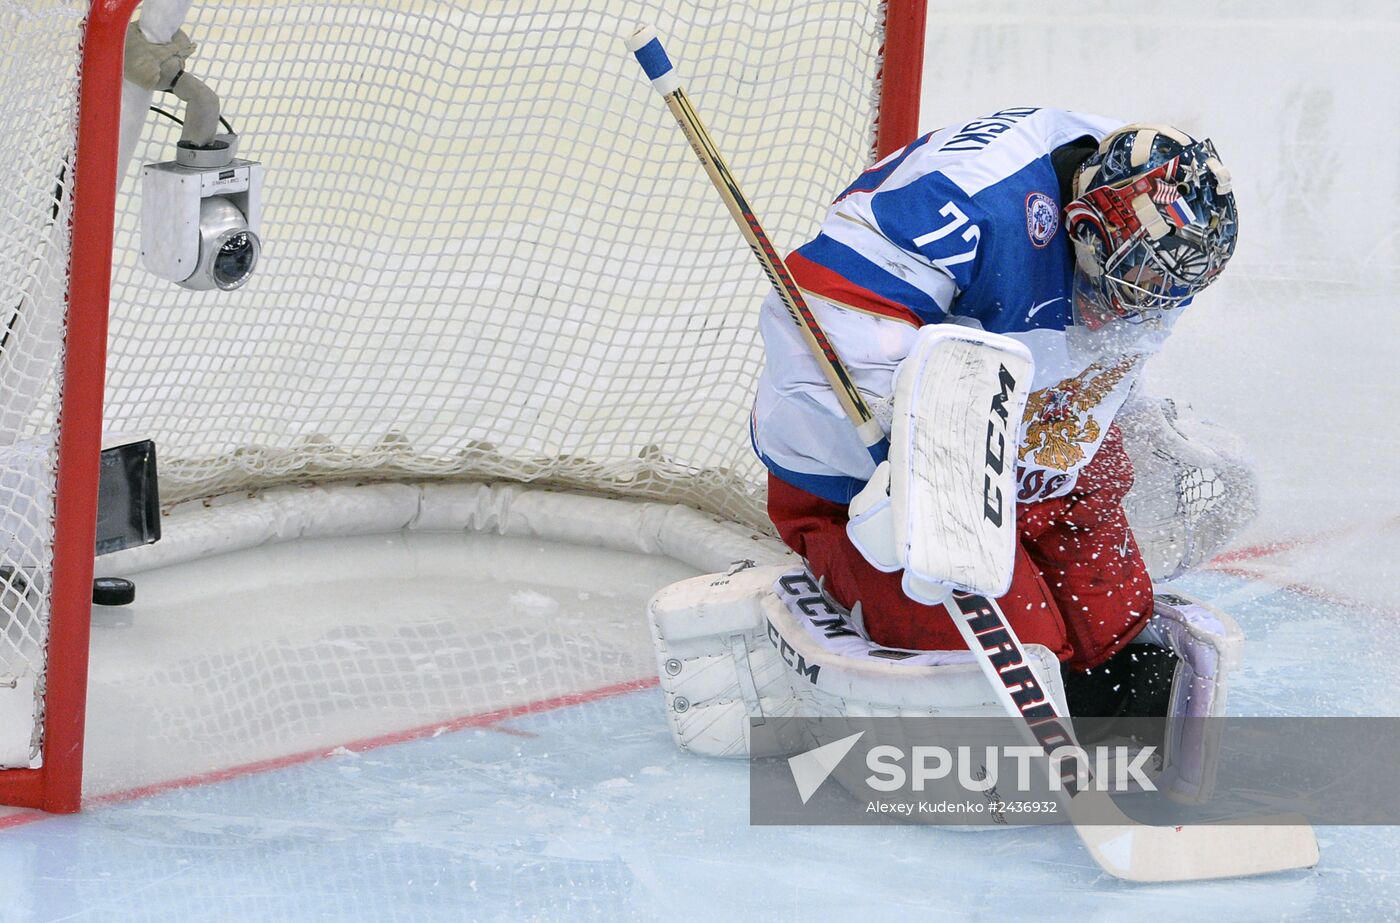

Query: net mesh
left=1119, top=392, right=1259, bottom=582
left=0, top=0, right=895, bottom=771
left=99, top=0, right=893, bottom=530
left=0, top=0, right=84, bottom=768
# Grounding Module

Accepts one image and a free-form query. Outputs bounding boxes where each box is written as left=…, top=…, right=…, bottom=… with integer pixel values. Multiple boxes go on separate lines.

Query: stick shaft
left=627, top=27, right=885, bottom=455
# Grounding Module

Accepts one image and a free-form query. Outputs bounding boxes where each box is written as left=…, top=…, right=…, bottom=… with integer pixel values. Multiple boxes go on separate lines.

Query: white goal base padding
left=95, top=482, right=795, bottom=580
left=58, top=484, right=797, bottom=796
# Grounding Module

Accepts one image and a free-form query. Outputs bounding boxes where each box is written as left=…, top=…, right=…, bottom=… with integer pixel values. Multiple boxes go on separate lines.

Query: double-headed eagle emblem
left=1019, top=356, right=1141, bottom=469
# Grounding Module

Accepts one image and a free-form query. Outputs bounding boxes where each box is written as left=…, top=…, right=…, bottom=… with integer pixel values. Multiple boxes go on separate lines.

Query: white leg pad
left=648, top=565, right=1066, bottom=758
left=1139, top=589, right=1244, bottom=803
left=648, top=565, right=798, bottom=758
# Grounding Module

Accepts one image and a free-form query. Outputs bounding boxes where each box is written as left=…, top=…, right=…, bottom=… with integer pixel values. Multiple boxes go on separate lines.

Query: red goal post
left=0, top=0, right=926, bottom=813
left=876, top=0, right=929, bottom=163
left=0, top=0, right=137, bottom=815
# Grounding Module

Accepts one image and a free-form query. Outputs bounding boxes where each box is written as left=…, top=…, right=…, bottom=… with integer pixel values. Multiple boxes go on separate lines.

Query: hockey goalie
left=650, top=112, right=1255, bottom=795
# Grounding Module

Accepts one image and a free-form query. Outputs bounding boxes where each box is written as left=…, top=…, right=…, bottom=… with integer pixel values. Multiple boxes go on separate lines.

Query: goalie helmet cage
left=0, top=0, right=926, bottom=812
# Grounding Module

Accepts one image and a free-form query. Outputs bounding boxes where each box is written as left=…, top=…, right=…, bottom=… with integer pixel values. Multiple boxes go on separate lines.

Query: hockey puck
left=92, top=577, right=135, bottom=606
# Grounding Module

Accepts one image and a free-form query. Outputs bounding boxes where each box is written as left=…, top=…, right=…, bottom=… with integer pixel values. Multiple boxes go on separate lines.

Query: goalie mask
left=1066, top=124, right=1237, bottom=328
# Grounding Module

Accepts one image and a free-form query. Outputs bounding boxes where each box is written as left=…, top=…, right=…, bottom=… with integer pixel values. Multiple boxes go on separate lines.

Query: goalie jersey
left=751, top=107, right=1183, bottom=506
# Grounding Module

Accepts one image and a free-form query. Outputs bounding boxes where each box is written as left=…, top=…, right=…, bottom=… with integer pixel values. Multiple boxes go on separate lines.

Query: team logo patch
left=1025, top=192, right=1059, bottom=248
left=1019, top=355, right=1141, bottom=469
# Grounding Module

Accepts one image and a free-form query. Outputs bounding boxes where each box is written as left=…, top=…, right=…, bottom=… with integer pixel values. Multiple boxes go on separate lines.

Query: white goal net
left=104, top=0, right=902, bottom=527
left=0, top=0, right=917, bottom=801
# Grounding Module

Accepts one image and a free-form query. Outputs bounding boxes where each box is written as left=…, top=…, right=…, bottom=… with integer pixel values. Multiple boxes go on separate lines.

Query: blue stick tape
left=632, top=36, right=673, bottom=81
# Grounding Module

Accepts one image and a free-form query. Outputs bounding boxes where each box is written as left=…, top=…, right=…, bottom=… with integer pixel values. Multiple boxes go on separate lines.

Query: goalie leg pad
left=1136, top=590, right=1244, bottom=803
left=647, top=565, right=1067, bottom=759
left=647, top=564, right=798, bottom=759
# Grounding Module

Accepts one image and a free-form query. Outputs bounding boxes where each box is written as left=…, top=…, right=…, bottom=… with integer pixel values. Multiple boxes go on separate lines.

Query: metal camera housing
left=192, top=197, right=260, bottom=291
left=141, top=134, right=263, bottom=291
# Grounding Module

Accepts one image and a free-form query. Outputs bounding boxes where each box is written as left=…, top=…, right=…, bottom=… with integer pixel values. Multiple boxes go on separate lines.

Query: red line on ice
left=1215, top=513, right=1400, bottom=565
left=1206, top=562, right=1400, bottom=619
left=0, top=674, right=659, bottom=831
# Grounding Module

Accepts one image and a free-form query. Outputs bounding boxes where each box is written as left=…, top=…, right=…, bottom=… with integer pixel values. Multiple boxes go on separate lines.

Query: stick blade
left=1080, top=815, right=1319, bottom=882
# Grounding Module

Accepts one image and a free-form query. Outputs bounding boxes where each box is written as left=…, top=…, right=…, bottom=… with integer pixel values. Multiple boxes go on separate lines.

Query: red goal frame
left=0, top=0, right=925, bottom=814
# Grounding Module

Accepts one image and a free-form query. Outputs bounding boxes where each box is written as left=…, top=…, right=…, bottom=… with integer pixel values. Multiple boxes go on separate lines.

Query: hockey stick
left=625, top=26, right=1318, bottom=882
left=622, top=26, right=887, bottom=460
left=946, top=593, right=1317, bottom=881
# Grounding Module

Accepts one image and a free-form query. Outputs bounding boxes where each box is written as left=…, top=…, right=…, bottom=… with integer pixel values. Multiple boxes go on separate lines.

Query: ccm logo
left=983, top=364, right=1017, bottom=528
left=766, top=617, right=820, bottom=685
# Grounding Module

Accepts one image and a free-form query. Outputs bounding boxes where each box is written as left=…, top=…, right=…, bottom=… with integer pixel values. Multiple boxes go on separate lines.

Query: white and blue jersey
left=752, top=107, right=1182, bottom=506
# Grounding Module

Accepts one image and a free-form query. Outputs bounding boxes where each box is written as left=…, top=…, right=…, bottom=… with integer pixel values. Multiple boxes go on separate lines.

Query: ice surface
left=73, top=531, right=696, bottom=799
left=1, top=536, right=1398, bottom=921
left=3, top=2, right=1399, bottom=920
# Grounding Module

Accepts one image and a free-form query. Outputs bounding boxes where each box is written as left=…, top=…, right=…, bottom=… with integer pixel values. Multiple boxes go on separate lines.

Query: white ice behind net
left=99, top=0, right=892, bottom=530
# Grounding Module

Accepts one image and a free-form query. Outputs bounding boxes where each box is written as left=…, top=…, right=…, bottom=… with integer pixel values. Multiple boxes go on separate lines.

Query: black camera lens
left=213, top=231, right=259, bottom=289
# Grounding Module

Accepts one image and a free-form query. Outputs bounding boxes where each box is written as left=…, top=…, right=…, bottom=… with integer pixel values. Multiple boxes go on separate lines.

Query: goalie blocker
left=847, top=325, right=1033, bottom=603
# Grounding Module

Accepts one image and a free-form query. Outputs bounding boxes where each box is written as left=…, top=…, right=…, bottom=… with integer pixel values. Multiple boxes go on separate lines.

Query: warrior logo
left=1019, top=356, right=1141, bottom=469
left=1025, top=192, right=1059, bottom=248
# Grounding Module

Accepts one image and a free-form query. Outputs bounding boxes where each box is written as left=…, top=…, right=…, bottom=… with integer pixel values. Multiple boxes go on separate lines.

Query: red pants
left=767, top=427, right=1153, bottom=671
